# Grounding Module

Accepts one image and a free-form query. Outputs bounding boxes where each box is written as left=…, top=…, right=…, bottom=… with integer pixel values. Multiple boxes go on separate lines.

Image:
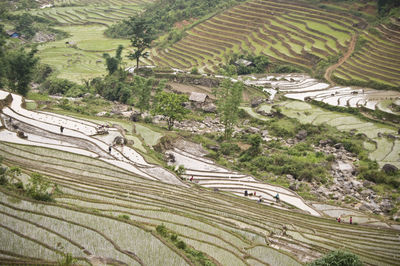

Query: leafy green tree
left=152, top=92, right=189, bottom=130
left=5, top=47, right=39, bottom=96
left=134, top=75, right=153, bottom=113
left=127, top=17, right=154, bottom=69
left=103, top=45, right=123, bottom=75
left=216, top=79, right=243, bottom=139
left=308, top=250, right=362, bottom=266
left=15, top=13, right=36, bottom=39
left=0, top=25, right=7, bottom=88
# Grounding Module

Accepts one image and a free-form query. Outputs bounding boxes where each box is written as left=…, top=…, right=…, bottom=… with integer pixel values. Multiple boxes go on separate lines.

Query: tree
left=216, top=79, right=243, bottom=139
left=103, top=45, right=123, bottom=75
left=5, top=47, right=39, bottom=96
left=152, top=92, right=189, bottom=130
left=127, top=17, right=154, bottom=69
left=308, top=250, right=362, bottom=266
left=134, top=75, right=153, bottom=112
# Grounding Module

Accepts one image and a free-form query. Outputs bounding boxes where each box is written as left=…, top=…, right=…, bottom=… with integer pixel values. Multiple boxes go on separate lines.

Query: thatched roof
left=189, top=92, right=208, bottom=103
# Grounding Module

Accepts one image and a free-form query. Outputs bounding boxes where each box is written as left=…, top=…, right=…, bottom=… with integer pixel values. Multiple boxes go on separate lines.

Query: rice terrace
left=0, top=0, right=400, bottom=265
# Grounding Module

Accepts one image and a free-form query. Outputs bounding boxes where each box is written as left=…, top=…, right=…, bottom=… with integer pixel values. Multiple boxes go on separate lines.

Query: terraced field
left=1, top=90, right=400, bottom=265
left=150, top=0, right=359, bottom=72
left=37, top=25, right=132, bottom=81
left=242, top=74, right=400, bottom=111
left=333, top=26, right=400, bottom=88
left=30, top=0, right=151, bottom=81
left=32, top=1, right=147, bottom=26
left=279, top=100, right=400, bottom=169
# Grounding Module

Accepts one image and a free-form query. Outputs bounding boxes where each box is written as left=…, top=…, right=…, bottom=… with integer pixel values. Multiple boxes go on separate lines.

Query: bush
left=308, top=250, right=362, bottom=266
left=156, top=224, right=168, bottom=237
left=220, top=142, right=240, bottom=155
left=190, top=67, right=199, bottom=75
left=176, top=240, right=187, bottom=250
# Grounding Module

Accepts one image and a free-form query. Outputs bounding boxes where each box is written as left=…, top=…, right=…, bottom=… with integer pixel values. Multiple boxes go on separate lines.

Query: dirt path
left=324, top=34, right=358, bottom=85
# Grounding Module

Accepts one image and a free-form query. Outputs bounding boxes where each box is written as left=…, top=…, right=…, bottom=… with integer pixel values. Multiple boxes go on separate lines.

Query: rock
left=295, top=129, right=307, bottom=140
left=96, top=111, right=107, bottom=117
left=129, top=111, right=142, bottom=122
left=202, top=103, right=217, bottom=113
left=251, top=97, right=264, bottom=107
left=261, top=130, right=269, bottom=137
left=382, top=164, right=398, bottom=174
left=246, top=127, right=260, bottom=134
left=166, top=153, right=175, bottom=163
left=319, top=139, right=332, bottom=146
left=363, top=180, right=373, bottom=187
left=359, top=203, right=373, bottom=212
left=360, top=189, right=375, bottom=198
left=380, top=199, right=393, bottom=213
left=289, top=183, right=299, bottom=191
left=113, top=136, right=127, bottom=145
left=286, top=139, right=295, bottom=145
left=286, top=174, right=294, bottom=181
left=351, top=180, right=362, bottom=189
left=207, top=145, right=220, bottom=152
left=334, top=143, right=343, bottom=149
left=17, top=130, right=27, bottom=139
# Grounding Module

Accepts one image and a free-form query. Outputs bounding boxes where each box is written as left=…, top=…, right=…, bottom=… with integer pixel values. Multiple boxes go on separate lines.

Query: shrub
left=143, top=116, right=153, bottom=124
left=220, top=142, right=240, bottom=155
left=118, top=214, right=130, bottom=220
left=308, top=250, right=362, bottom=266
left=176, top=240, right=187, bottom=249
left=156, top=224, right=168, bottom=237
left=190, top=67, right=199, bottom=75
left=26, top=172, right=54, bottom=202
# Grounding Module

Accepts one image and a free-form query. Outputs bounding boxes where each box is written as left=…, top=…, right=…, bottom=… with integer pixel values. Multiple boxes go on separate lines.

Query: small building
left=6, top=30, right=20, bottom=38
left=189, top=92, right=209, bottom=104
left=234, top=59, right=254, bottom=67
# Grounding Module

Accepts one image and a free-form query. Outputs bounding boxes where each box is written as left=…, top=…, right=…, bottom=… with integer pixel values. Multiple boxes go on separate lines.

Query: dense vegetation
left=105, top=0, right=246, bottom=39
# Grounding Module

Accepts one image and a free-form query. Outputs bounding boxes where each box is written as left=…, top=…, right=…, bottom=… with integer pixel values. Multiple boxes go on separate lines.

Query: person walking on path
left=190, top=176, right=193, bottom=182
left=350, top=216, right=352, bottom=224
left=275, top=193, right=280, bottom=203
left=108, top=145, right=112, bottom=153
left=60, top=126, right=64, bottom=133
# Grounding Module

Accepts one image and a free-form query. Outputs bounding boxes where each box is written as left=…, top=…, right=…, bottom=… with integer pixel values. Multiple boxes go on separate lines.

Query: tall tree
left=5, top=47, right=39, bottom=96
left=152, top=92, right=189, bottom=130
left=134, top=75, right=153, bottom=113
left=127, top=17, right=154, bottom=70
left=103, top=45, right=123, bottom=75
left=0, top=25, right=6, bottom=88
left=216, top=79, right=243, bottom=139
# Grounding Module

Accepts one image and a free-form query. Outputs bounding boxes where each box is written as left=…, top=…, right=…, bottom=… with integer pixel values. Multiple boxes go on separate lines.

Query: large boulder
left=382, top=164, right=398, bottom=174
left=202, top=103, right=217, bottom=113
left=295, top=129, right=307, bottom=140
left=129, top=111, right=142, bottom=122
left=251, top=97, right=264, bottom=107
